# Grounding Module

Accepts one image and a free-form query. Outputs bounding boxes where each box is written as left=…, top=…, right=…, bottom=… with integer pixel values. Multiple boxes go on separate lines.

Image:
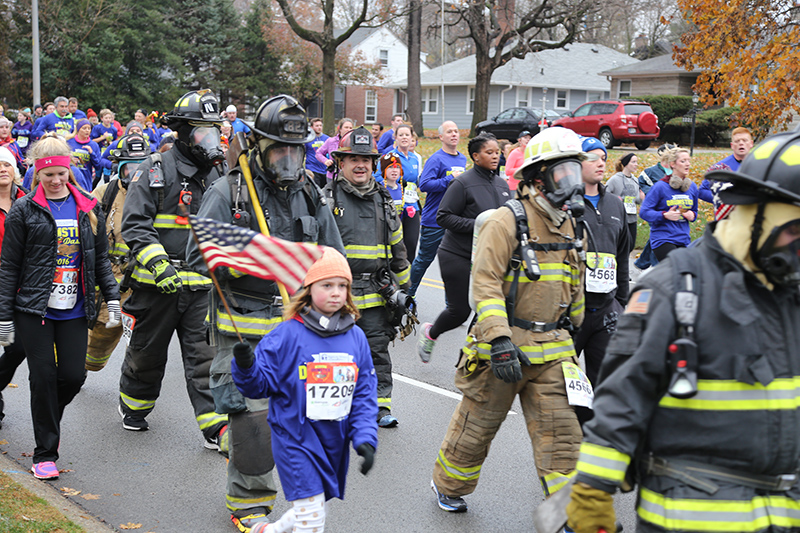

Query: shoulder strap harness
left=666, top=247, right=700, bottom=399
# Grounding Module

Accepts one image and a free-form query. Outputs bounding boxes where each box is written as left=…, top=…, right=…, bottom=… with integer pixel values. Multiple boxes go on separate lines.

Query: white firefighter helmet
left=514, top=127, right=585, bottom=180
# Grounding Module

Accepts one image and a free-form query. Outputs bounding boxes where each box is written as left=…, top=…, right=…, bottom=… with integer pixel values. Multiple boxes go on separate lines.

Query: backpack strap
left=665, top=247, right=701, bottom=398
left=228, top=169, right=252, bottom=227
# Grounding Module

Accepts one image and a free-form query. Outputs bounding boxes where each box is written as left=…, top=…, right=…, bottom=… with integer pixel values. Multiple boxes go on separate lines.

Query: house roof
left=335, top=27, right=386, bottom=48
left=600, top=52, right=701, bottom=77
left=391, top=42, right=639, bottom=90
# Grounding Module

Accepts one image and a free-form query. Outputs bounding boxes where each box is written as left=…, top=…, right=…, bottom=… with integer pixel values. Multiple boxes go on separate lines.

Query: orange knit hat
left=303, top=247, right=352, bottom=287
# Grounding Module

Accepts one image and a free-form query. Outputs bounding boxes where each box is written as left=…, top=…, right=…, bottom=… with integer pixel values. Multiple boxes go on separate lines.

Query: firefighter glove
left=233, top=342, right=254, bottom=370
left=356, top=443, right=375, bottom=475
left=0, top=321, right=14, bottom=347
left=490, top=336, right=530, bottom=383
left=566, top=482, right=617, bottom=533
left=151, top=260, right=182, bottom=293
left=105, top=300, right=121, bottom=328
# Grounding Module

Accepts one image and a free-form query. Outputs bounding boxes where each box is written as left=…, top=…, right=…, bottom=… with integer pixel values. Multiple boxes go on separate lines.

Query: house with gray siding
left=600, top=53, right=701, bottom=99
left=390, top=42, right=640, bottom=131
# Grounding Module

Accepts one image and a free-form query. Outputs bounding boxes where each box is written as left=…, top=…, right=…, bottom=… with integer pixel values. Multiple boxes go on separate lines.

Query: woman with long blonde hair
left=0, top=133, right=120, bottom=480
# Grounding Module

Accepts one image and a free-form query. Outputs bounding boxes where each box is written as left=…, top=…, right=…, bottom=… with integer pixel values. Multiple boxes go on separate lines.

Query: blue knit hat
left=581, top=136, right=607, bottom=156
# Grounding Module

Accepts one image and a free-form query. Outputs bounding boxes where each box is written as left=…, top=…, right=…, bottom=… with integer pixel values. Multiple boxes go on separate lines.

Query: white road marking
left=393, top=373, right=517, bottom=415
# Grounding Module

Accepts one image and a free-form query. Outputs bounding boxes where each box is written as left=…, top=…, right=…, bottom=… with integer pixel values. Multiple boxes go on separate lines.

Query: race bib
left=562, top=361, right=593, bottom=408
left=306, top=362, right=358, bottom=420
left=623, top=196, right=637, bottom=215
left=48, top=268, right=79, bottom=309
left=17, top=136, right=28, bottom=148
left=121, top=311, right=136, bottom=345
left=585, top=252, right=617, bottom=293
left=403, top=183, right=419, bottom=204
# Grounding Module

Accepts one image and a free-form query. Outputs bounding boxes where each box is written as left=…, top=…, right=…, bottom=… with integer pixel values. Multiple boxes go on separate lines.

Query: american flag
left=190, top=215, right=324, bottom=293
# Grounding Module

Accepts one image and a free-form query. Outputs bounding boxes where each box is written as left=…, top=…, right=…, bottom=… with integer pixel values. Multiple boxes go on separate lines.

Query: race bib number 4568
left=306, top=362, right=358, bottom=421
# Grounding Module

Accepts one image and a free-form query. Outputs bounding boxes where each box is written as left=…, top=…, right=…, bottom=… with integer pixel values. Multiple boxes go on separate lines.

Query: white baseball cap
left=225, top=105, right=237, bottom=113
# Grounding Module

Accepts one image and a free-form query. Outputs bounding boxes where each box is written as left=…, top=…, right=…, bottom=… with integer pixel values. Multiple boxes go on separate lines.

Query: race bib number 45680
left=306, top=362, right=358, bottom=421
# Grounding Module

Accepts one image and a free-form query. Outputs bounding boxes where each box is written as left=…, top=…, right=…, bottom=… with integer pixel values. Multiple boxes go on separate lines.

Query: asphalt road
left=0, top=256, right=643, bottom=533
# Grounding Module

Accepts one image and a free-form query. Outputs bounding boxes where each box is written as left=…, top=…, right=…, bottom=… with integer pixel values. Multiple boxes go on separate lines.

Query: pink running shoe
left=31, top=461, right=59, bottom=480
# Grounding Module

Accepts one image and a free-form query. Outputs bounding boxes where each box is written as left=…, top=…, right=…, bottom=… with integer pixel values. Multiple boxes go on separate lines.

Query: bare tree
left=445, top=0, right=594, bottom=134
left=274, top=0, right=398, bottom=131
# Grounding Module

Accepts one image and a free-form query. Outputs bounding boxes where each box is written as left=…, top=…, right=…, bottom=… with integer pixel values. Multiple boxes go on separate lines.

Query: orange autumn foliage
left=673, top=0, right=800, bottom=137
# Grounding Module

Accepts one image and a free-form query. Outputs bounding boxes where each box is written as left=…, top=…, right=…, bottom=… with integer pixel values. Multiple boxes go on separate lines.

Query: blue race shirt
left=305, top=134, right=329, bottom=174
left=46, top=194, right=85, bottom=320
left=418, top=149, right=467, bottom=228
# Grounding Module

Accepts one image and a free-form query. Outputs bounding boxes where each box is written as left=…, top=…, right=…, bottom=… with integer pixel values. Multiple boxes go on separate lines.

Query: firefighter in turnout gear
left=118, top=89, right=228, bottom=447
left=431, top=127, right=587, bottom=513
left=186, top=94, right=344, bottom=533
left=323, top=127, right=411, bottom=428
left=86, top=133, right=150, bottom=371
left=567, top=131, right=800, bottom=533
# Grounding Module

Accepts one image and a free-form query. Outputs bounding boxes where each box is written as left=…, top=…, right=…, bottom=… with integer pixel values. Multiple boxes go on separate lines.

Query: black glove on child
left=489, top=336, right=531, bottom=383
left=233, top=342, right=254, bottom=370
left=356, top=443, right=375, bottom=475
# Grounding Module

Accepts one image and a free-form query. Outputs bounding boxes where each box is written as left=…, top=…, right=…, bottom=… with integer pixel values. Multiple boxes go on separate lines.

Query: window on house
left=619, top=80, right=632, bottom=98
left=556, top=90, right=568, bottom=109
left=467, top=87, right=475, bottom=114
left=423, top=88, right=438, bottom=114
left=379, top=49, right=389, bottom=68
left=365, top=90, right=377, bottom=122
left=517, top=87, right=529, bottom=108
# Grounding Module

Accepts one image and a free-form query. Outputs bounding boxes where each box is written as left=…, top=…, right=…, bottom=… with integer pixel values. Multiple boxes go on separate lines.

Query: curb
left=0, top=449, right=116, bottom=532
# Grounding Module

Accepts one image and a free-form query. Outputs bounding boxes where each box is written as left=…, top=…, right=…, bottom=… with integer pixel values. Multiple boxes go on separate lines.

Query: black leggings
left=17, top=313, right=88, bottom=463
left=402, top=210, right=421, bottom=263
left=627, top=222, right=637, bottom=256
left=653, top=242, right=683, bottom=262
left=430, top=248, right=472, bottom=339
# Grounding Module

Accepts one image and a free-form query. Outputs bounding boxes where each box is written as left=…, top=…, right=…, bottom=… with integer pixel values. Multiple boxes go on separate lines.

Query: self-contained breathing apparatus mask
left=178, top=121, right=225, bottom=167
left=541, top=159, right=585, bottom=212
left=755, top=218, right=800, bottom=287
left=371, top=267, right=418, bottom=340
left=258, top=140, right=305, bottom=187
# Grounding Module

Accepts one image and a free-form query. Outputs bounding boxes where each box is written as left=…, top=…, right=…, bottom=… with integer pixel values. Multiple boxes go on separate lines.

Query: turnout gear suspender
left=666, top=248, right=700, bottom=398
left=502, top=199, right=575, bottom=332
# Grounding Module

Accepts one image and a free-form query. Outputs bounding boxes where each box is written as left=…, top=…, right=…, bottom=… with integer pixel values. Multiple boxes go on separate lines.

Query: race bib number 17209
left=306, top=362, right=358, bottom=420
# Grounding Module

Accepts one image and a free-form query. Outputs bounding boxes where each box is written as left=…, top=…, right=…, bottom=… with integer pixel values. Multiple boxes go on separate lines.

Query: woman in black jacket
left=0, top=135, right=120, bottom=480
left=417, top=132, right=511, bottom=362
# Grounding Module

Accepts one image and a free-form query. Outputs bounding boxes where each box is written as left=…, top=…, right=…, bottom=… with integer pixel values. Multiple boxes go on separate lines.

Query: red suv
left=552, top=100, right=659, bottom=150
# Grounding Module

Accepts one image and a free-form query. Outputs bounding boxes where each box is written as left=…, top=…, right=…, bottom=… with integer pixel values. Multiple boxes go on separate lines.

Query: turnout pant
left=433, top=354, right=581, bottom=498
left=357, top=306, right=396, bottom=413
left=213, top=334, right=277, bottom=514
left=119, top=289, right=226, bottom=439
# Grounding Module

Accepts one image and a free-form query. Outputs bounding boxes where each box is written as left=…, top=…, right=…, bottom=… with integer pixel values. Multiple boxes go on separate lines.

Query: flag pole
left=188, top=219, right=244, bottom=343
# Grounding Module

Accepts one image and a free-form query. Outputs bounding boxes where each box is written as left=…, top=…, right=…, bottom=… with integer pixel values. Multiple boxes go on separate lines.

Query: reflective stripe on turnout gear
left=131, top=265, right=211, bottom=288
left=542, top=470, right=576, bottom=496
left=226, top=492, right=277, bottom=512
left=344, top=244, right=390, bottom=260
left=153, top=213, right=191, bottom=229
left=136, top=242, right=168, bottom=268
left=120, top=392, right=156, bottom=412
left=637, top=486, right=800, bottom=531
left=476, top=298, right=507, bottom=323
left=503, top=262, right=581, bottom=285
left=436, top=449, right=481, bottom=481
left=658, top=378, right=800, bottom=411
left=378, top=397, right=392, bottom=409
left=197, top=411, right=228, bottom=431
left=463, top=338, right=577, bottom=364
left=576, top=442, right=631, bottom=485
left=353, top=292, right=384, bottom=310
left=216, top=308, right=283, bottom=338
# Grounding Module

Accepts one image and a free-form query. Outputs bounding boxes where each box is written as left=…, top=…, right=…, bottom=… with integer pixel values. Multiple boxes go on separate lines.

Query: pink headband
left=35, top=156, right=71, bottom=172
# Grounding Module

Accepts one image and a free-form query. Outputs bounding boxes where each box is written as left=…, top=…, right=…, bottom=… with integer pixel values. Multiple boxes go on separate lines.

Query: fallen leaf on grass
left=81, top=493, right=100, bottom=500
left=60, top=487, right=81, bottom=496
left=120, top=523, right=142, bottom=530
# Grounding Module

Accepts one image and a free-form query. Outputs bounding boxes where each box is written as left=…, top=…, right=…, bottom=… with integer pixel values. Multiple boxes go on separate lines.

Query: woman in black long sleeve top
left=417, top=132, right=511, bottom=362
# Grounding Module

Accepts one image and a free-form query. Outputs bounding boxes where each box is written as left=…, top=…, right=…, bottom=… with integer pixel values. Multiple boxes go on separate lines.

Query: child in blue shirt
left=232, top=248, right=378, bottom=533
